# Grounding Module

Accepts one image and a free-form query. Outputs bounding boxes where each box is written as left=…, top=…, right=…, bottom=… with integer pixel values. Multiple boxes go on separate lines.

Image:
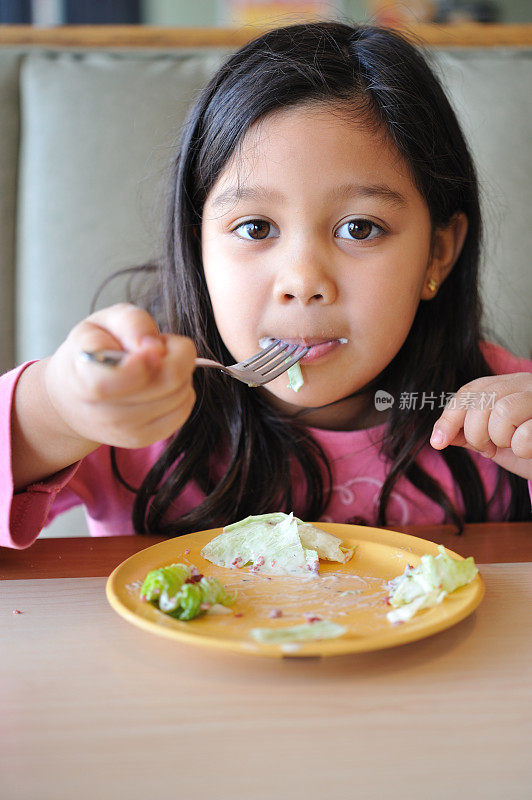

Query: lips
left=297, top=340, right=340, bottom=363
left=259, top=336, right=347, bottom=364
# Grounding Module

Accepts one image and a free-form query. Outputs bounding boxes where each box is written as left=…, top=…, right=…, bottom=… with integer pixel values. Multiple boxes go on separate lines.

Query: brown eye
left=241, top=220, right=271, bottom=239
left=348, top=220, right=373, bottom=239
left=335, top=218, right=383, bottom=242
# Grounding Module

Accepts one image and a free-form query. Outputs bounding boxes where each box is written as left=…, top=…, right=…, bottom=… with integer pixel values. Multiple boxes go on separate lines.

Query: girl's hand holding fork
left=13, top=304, right=197, bottom=489
left=46, top=303, right=198, bottom=448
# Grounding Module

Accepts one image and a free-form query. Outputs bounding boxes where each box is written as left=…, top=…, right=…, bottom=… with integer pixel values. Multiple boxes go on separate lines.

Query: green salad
left=139, top=519, right=478, bottom=639
left=140, top=563, right=237, bottom=620
left=201, top=512, right=354, bottom=576
left=250, top=620, right=346, bottom=644
left=286, top=362, right=304, bottom=392
left=386, top=545, right=478, bottom=623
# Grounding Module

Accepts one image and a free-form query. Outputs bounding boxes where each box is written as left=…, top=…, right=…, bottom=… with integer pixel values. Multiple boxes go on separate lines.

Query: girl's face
left=201, top=104, right=456, bottom=430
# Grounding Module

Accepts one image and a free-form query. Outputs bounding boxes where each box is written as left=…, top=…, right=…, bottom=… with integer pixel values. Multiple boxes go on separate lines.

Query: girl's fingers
left=82, top=303, right=162, bottom=351
left=112, top=333, right=197, bottom=404
left=510, top=417, right=532, bottom=460
left=430, top=386, right=491, bottom=451
left=430, top=374, right=532, bottom=470
left=442, top=428, right=496, bottom=456
left=157, top=333, right=197, bottom=386
left=487, top=391, right=532, bottom=452
left=47, top=304, right=199, bottom=447
left=430, top=374, right=531, bottom=452
left=461, top=402, right=496, bottom=457
left=141, top=384, right=197, bottom=440
left=74, top=331, right=196, bottom=405
left=446, top=428, right=532, bottom=480
left=74, top=338, right=162, bottom=401
left=93, top=381, right=197, bottom=448
left=68, top=305, right=164, bottom=398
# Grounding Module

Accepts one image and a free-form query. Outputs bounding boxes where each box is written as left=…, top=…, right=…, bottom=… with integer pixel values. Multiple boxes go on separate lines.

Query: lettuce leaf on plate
left=140, top=563, right=237, bottom=620
left=297, top=522, right=354, bottom=563
left=250, top=620, right=346, bottom=644
left=201, top=512, right=354, bottom=576
left=386, top=545, right=478, bottom=624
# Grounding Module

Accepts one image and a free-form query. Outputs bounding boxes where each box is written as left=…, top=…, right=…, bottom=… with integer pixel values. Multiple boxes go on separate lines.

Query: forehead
left=208, top=103, right=418, bottom=203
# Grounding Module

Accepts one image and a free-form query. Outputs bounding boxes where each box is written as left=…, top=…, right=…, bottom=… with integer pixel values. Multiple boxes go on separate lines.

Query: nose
left=272, top=246, right=338, bottom=306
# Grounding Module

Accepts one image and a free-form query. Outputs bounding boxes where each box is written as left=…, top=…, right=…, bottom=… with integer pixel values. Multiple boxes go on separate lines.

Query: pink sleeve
left=0, top=362, right=82, bottom=549
left=481, top=340, right=532, bottom=375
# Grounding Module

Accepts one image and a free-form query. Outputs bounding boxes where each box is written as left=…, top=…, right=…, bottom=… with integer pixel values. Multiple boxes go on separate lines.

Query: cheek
left=349, top=255, right=427, bottom=363
left=383, top=280, right=424, bottom=323
left=354, top=274, right=421, bottom=328
left=357, top=235, right=429, bottom=319
left=205, top=261, right=260, bottom=319
left=202, top=237, right=235, bottom=305
left=203, top=231, right=251, bottom=297
left=202, top=241, right=266, bottom=350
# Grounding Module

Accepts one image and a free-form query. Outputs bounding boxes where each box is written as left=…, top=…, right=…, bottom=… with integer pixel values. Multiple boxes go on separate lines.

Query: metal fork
left=80, top=339, right=309, bottom=386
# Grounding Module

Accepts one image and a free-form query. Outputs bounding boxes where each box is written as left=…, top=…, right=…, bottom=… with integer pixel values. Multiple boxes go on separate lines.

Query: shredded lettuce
left=387, top=545, right=478, bottom=624
left=257, top=338, right=304, bottom=392
left=251, top=620, right=346, bottom=644
left=297, top=521, right=355, bottom=563
left=140, top=563, right=237, bottom=620
left=201, top=512, right=354, bottom=576
left=286, top=362, right=304, bottom=392
left=140, top=563, right=190, bottom=604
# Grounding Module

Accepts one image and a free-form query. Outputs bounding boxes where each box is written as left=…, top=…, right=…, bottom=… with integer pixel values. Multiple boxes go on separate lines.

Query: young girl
left=3, top=21, right=531, bottom=548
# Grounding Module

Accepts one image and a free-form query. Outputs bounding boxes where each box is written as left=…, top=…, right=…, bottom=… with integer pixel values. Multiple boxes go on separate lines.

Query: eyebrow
left=210, top=181, right=408, bottom=211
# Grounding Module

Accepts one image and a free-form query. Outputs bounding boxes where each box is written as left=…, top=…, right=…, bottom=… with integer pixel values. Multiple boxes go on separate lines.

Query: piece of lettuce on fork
left=201, top=512, right=355, bottom=576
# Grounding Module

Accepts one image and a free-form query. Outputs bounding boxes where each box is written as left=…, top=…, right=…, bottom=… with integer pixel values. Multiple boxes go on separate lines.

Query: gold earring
left=427, top=278, right=438, bottom=292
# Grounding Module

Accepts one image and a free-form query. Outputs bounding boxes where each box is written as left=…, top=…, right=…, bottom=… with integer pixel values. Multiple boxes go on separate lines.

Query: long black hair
left=109, top=21, right=530, bottom=534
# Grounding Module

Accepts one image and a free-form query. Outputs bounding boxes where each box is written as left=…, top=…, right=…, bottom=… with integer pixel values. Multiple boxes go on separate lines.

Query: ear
left=421, top=212, right=468, bottom=300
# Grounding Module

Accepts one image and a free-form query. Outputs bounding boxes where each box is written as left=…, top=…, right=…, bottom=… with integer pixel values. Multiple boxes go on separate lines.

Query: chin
left=265, top=379, right=349, bottom=409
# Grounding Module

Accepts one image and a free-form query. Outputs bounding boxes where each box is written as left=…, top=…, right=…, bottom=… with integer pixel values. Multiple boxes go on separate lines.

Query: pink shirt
left=2, top=341, right=530, bottom=549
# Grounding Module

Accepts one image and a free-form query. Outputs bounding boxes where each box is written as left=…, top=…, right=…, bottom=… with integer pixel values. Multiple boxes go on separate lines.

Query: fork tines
left=259, top=344, right=298, bottom=375
left=238, top=339, right=285, bottom=369
left=261, top=346, right=309, bottom=379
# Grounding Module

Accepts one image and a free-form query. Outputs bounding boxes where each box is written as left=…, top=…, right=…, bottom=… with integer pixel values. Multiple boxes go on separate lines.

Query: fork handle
left=194, top=357, right=223, bottom=369
left=80, top=349, right=222, bottom=369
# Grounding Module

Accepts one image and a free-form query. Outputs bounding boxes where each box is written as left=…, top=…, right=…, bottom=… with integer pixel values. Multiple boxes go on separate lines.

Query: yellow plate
left=106, top=523, right=484, bottom=659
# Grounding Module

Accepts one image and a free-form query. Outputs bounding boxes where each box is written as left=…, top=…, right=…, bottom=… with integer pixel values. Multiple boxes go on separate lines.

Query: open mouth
left=259, top=336, right=347, bottom=364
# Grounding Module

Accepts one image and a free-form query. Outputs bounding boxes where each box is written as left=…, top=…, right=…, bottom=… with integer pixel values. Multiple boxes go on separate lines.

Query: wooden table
left=1, top=523, right=531, bottom=800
